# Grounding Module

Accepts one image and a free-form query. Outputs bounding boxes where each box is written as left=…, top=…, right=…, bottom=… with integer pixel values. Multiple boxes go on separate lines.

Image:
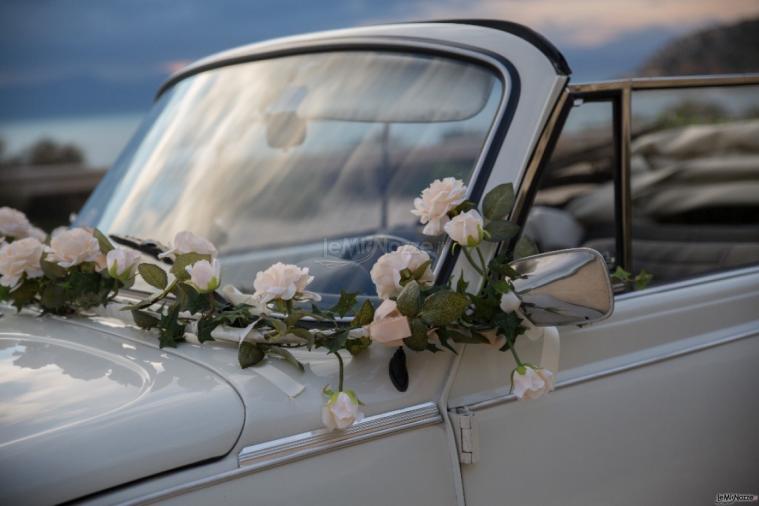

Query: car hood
left=0, top=309, right=244, bottom=506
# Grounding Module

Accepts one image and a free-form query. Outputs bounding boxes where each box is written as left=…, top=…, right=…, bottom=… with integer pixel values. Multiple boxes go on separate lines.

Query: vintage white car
left=2, top=20, right=758, bottom=506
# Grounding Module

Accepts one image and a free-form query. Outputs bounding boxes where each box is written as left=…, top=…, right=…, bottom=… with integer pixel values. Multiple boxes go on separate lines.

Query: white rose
left=366, top=299, right=411, bottom=347
left=106, top=248, right=141, bottom=281
left=253, top=262, right=320, bottom=303
left=186, top=259, right=221, bottom=293
left=511, top=366, right=554, bottom=400
left=0, top=207, right=31, bottom=240
left=0, top=237, right=44, bottom=288
left=411, top=177, right=467, bottom=236
left=444, top=209, right=484, bottom=246
left=369, top=245, right=434, bottom=299
left=499, top=291, right=521, bottom=313
left=220, top=285, right=269, bottom=315
left=159, top=230, right=217, bottom=259
left=321, top=391, right=364, bottom=431
left=27, top=226, right=47, bottom=242
left=47, top=228, right=102, bottom=268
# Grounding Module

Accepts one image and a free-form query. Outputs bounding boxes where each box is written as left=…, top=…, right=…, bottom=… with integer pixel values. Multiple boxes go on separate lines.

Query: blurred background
left=1, top=0, right=758, bottom=231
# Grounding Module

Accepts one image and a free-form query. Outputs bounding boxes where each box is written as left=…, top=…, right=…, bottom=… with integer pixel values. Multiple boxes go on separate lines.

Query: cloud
left=403, top=0, right=759, bottom=47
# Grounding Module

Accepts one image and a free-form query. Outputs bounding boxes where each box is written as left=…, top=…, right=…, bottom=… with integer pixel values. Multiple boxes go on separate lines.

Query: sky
left=0, top=0, right=757, bottom=164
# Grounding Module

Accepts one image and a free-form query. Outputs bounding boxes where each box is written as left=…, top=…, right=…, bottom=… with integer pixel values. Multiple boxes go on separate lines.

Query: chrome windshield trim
left=458, top=328, right=759, bottom=413
left=238, top=401, right=442, bottom=469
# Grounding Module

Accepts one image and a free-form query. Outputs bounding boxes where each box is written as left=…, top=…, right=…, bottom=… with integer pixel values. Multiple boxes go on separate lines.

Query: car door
left=448, top=77, right=759, bottom=506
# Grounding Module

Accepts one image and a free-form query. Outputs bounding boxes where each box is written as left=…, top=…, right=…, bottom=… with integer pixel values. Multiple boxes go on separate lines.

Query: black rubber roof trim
left=421, top=19, right=571, bottom=76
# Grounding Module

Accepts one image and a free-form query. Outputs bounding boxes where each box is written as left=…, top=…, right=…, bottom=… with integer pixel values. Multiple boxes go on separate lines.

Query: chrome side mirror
left=509, top=248, right=614, bottom=327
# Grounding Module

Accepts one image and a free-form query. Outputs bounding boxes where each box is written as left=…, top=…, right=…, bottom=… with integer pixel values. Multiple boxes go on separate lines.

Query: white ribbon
left=185, top=320, right=307, bottom=398
left=517, top=308, right=561, bottom=375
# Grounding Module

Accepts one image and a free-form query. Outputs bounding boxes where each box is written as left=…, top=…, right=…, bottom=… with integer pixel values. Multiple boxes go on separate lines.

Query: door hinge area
left=450, top=407, right=479, bottom=465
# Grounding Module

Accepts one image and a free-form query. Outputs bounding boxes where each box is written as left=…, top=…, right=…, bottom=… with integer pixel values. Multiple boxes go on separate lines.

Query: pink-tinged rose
left=411, top=177, right=467, bottom=236
left=321, top=391, right=364, bottom=431
left=47, top=228, right=101, bottom=268
left=0, top=237, right=44, bottom=288
left=511, top=366, right=554, bottom=400
left=366, top=299, right=411, bottom=347
left=159, top=230, right=217, bottom=259
left=253, top=262, right=320, bottom=303
left=369, top=245, right=434, bottom=299
left=106, top=248, right=141, bottom=281
left=0, top=207, right=32, bottom=240
left=444, top=209, right=483, bottom=246
left=185, top=258, right=221, bottom=293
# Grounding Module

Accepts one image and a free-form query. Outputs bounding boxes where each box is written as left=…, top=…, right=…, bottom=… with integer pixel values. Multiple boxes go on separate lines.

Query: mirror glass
left=510, top=247, right=614, bottom=326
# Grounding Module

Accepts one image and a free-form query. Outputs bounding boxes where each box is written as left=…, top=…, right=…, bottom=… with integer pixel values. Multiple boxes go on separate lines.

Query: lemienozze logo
left=715, top=492, right=758, bottom=505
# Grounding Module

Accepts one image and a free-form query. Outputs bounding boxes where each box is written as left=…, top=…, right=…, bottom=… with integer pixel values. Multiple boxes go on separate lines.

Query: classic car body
left=1, top=20, right=758, bottom=506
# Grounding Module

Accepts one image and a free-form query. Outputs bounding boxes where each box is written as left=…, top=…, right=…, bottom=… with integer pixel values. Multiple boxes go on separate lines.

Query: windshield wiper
left=109, top=234, right=172, bottom=264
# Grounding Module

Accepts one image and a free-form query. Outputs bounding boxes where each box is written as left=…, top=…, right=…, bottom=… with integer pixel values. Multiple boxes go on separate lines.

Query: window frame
left=512, top=74, right=759, bottom=293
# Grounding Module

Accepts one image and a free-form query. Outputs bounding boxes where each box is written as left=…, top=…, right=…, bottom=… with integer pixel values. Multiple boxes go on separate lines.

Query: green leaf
left=158, top=305, right=185, bottom=348
left=266, top=346, right=304, bottom=373
left=330, top=290, right=357, bottom=317
left=455, top=270, right=469, bottom=294
left=0, top=285, right=10, bottom=302
left=326, top=330, right=349, bottom=353
left=40, top=259, right=67, bottom=280
left=635, top=269, right=653, bottom=290
left=132, top=310, right=159, bottom=329
left=93, top=228, right=114, bottom=254
left=40, top=284, right=66, bottom=311
left=238, top=342, right=265, bottom=368
left=346, top=336, right=371, bottom=356
left=449, top=328, right=489, bottom=344
left=484, top=220, right=520, bottom=242
left=351, top=299, right=375, bottom=328
left=610, top=266, right=631, bottom=283
left=420, top=290, right=469, bottom=326
left=513, top=236, right=538, bottom=260
left=269, top=318, right=288, bottom=338
left=396, top=280, right=421, bottom=317
left=197, top=318, right=218, bottom=342
left=172, top=283, right=209, bottom=314
left=171, top=253, right=210, bottom=281
left=10, top=280, right=39, bottom=310
left=412, top=260, right=432, bottom=281
left=482, top=183, right=515, bottom=221
left=436, top=327, right=457, bottom=354
left=403, top=318, right=429, bottom=351
left=138, top=263, right=168, bottom=290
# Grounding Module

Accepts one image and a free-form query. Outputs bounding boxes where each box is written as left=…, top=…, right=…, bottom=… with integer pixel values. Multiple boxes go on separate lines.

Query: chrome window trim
left=120, top=402, right=442, bottom=505
left=616, top=264, right=759, bottom=301
left=456, top=327, right=759, bottom=413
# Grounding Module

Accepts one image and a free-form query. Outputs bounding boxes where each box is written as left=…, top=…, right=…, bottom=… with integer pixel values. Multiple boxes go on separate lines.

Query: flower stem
left=462, top=247, right=485, bottom=276
left=334, top=351, right=345, bottom=391
left=475, top=246, right=489, bottom=278
left=508, top=336, right=524, bottom=366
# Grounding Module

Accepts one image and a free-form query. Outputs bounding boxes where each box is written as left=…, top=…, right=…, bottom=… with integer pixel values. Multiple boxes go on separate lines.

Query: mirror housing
left=509, top=248, right=614, bottom=327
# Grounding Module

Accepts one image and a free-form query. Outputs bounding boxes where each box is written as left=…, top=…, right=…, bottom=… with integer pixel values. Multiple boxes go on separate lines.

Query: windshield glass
left=78, top=50, right=505, bottom=301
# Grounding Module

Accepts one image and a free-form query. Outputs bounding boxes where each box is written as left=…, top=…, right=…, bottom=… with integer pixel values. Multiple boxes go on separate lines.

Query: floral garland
left=0, top=178, right=555, bottom=430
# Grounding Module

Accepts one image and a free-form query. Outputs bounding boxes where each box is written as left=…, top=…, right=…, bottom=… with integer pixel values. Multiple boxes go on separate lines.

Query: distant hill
left=638, top=17, right=759, bottom=76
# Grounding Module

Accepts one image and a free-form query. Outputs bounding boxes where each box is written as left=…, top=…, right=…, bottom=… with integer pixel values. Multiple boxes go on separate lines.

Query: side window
left=523, top=100, right=619, bottom=268
left=630, top=85, right=759, bottom=283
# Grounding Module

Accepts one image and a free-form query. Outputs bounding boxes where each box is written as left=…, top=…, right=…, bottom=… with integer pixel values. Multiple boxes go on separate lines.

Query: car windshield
left=78, top=50, right=505, bottom=301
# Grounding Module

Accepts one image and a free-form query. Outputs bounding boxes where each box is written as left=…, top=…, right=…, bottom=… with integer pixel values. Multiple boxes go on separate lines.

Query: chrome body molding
left=117, top=402, right=442, bottom=505
left=238, top=402, right=442, bottom=469
left=460, top=328, right=759, bottom=413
